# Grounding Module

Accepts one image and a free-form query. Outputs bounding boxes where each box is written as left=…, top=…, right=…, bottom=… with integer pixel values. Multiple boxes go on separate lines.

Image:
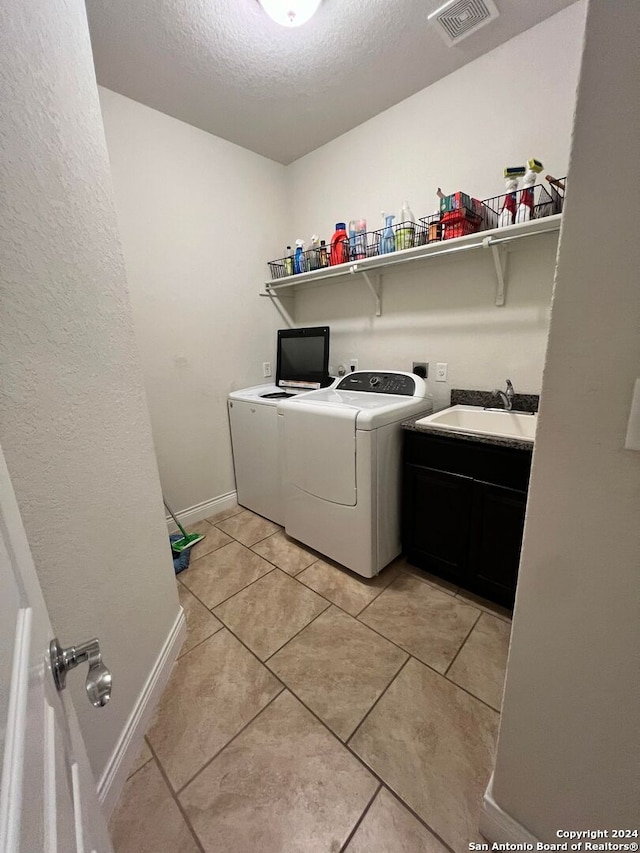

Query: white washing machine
left=278, top=371, right=433, bottom=577
left=228, top=326, right=334, bottom=525
left=228, top=384, right=300, bottom=525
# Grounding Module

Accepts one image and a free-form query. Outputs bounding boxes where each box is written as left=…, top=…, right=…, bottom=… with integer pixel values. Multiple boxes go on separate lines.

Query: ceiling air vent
left=428, top=0, right=499, bottom=45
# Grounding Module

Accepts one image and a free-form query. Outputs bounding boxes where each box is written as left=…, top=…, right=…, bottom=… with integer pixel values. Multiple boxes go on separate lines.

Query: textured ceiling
left=86, top=0, right=578, bottom=164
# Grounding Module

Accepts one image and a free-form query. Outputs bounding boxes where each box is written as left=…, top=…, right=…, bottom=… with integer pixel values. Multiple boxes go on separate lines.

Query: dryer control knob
left=369, top=376, right=380, bottom=387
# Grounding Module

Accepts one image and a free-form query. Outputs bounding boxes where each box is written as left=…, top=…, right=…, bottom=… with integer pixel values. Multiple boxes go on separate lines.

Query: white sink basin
left=415, top=405, right=536, bottom=443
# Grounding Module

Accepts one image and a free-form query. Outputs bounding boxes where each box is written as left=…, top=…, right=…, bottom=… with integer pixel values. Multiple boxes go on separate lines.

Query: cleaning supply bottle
left=348, top=220, right=357, bottom=261
left=294, top=239, right=306, bottom=274
left=379, top=212, right=396, bottom=255
left=330, top=222, right=348, bottom=266
left=354, top=218, right=367, bottom=259
left=284, top=245, right=293, bottom=276
left=396, top=201, right=416, bottom=250
left=308, top=235, right=320, bottom=270
left=319, top=239, right=328, bottom=268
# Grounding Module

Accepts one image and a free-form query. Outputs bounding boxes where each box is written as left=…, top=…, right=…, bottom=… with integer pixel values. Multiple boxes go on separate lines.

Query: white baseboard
left=98, top=608, right=186, bottom=817
left=165, top=491, right=238, bottom=533
left=480, top=773, right=539, bottom=844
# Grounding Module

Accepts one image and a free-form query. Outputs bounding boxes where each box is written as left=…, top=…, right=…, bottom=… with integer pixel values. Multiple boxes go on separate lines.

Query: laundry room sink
left=415, top=405, right=537, bottom=443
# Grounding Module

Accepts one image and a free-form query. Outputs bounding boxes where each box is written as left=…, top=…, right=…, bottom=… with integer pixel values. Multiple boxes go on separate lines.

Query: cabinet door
left=470, top=480, right=527, bottom=606
left=402, top=464, right=473, bottom=584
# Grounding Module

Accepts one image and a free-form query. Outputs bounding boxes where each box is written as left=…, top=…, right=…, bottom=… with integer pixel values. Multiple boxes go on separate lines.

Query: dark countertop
left=402, top=388, right=539, bottom=452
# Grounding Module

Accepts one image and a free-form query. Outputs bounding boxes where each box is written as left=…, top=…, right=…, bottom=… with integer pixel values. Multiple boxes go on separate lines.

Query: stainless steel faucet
left=493, top=379, right=515, bottom=411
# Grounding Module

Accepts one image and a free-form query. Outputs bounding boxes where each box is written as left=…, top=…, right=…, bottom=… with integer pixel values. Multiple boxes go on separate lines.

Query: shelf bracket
left=352, top=266, right=382, bottom=316
left=484, top=237, right=508, bottom=307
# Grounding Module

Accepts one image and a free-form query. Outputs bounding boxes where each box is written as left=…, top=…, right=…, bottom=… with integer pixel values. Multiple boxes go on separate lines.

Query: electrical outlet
left=412, top=362, right=428, bottom=378
left=263, top=361, right=272, bottom=378
left=436, top=362, right=448, bottom=382
left=350, top=359, right=359, bottom=372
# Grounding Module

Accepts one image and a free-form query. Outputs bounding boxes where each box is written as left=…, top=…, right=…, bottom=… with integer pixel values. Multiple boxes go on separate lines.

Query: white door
left=0, top=444, right=114, bottom=853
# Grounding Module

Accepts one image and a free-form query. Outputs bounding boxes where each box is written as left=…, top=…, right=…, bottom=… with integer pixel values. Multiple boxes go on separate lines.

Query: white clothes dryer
left=278, top=371, right=433, bottom=577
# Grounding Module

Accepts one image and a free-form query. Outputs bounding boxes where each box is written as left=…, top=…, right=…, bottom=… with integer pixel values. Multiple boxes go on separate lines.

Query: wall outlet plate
left=436, top=362, right=448, bottom=382
left=350, top=359, right=359, bottom=372
left=263, top=361, right=272, bottom=378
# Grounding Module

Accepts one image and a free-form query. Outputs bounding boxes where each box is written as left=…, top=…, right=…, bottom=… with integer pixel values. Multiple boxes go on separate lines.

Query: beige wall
left=0, top=0, right=180, bottom=779
left=488, top=0, right=640, bottom=834
left=99, top=89, right=288, bottom=513
left=100, top=4, right=587, bottom=518
left=287, top=3, right=586, bottom=408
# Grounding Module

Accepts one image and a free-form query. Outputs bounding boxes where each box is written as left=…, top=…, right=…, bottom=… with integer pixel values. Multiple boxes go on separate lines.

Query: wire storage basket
left=546, top=176, right=567, bottom=215
left=267, top=259, right=288, bottom=280
left=483, top=183, right=555, bottom=229
left=369, top=221, right=429, bottom=256
left=266, top=179, right=566, bottom=279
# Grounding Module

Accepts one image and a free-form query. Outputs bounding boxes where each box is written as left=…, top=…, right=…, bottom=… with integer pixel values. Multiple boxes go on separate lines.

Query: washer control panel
left=336, top=372, right=416, bottom=396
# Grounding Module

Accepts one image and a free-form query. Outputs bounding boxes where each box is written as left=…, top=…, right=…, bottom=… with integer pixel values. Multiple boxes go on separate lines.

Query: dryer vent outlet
left=428, top=0, right=499, bottom=45
left=412, top=362, right=428, bottom=379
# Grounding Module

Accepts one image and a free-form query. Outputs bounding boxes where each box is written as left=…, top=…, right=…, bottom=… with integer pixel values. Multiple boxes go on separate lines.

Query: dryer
left=278, top=371, right=433, bottom=577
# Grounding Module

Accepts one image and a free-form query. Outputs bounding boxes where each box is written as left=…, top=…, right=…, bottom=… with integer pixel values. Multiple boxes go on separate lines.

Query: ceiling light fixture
left=257, top=0, right=322, bottom=27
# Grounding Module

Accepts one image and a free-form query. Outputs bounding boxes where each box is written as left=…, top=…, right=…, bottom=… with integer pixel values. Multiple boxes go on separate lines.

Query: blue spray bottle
left=380, top=212, right=396, bottom=255
left=294, top=239, right=306, bottom=274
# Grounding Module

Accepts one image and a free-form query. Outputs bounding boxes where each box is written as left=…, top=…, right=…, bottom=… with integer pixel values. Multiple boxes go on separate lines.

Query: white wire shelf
left=260, top=214, right=562, bottom=323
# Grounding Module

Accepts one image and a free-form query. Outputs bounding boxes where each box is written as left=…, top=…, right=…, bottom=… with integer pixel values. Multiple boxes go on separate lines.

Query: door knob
left=50, top=637, right=112, bottom=708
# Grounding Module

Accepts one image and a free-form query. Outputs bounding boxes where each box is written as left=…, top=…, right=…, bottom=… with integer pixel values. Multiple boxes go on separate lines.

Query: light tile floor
left=109, top=505, right=512, bottom=853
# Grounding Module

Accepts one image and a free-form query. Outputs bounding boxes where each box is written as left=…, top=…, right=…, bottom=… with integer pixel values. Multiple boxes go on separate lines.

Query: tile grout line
left=397, top=566, right=459, bottom=596
left=122, top=752, right=153, bottom=783
left=183, top=565, right=277, bottom=614
left=379, top=783, right=458, bottom=853
left=250, top=545, right=320, bottom=578
left=454, top=591, right=512, bottom=623
left=175, top=621, right=225, bottom=662
left=214, top=513, right=283, bottom=549
left=263, top=598, right=333, bottom=662
left=443, top=609, right=483, bottom=678
left=207, top=566, right=332, bottom=660
left=173, top=686, right=286, bottom=796
left=346, top=656, right=412, bottom=745
left=338, top=782, right=382, bottom=853
left=143, top=745, right=206, bottom=853
left=293, top=561, right=400, bottom=615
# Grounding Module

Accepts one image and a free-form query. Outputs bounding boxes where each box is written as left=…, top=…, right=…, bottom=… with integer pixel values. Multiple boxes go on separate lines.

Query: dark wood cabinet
left=402, top=430, right=532, bottom=608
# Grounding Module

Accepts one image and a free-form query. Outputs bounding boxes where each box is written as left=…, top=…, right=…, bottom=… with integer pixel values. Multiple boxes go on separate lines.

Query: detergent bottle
left=330, top=222, right=348, bottom=266
left=396, top=201, right=416, bottom=250
left=379, top=213, right=396, bottom=255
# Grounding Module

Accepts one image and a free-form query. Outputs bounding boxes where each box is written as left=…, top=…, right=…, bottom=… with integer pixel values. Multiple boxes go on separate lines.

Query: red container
left=330, top=222, right=349, bottom=266
left=442, top=210, right=482, bottom=240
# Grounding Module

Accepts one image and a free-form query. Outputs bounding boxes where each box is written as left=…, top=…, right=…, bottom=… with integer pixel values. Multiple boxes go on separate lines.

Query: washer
left=278, top=371, right=433, bottom=577
left=228, top=384, right=299, bottom=525
left=228, top=326, right=333, bottom=525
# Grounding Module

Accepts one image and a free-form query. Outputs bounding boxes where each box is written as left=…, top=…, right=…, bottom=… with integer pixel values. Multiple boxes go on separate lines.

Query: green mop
left=163, top=497, right=206, bottom=553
